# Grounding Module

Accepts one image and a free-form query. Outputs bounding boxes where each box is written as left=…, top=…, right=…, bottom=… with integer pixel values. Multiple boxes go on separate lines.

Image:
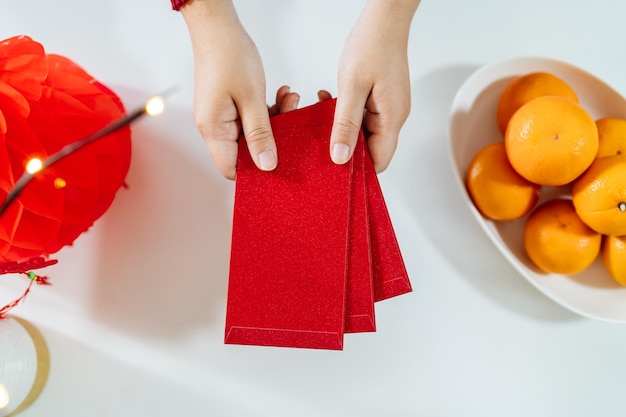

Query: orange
left=496, top=72, right=579, bottom=136
left=466, top=142, right=541, bottom=221
left=523, top=198, right=601, bottom=275
left=596, top=117, right=626, bottom=158
left=505, top=96, right=598, bottom=186
left=601, top=235, right=626, bottom=286
left=572, top=155, right=626, bottom=235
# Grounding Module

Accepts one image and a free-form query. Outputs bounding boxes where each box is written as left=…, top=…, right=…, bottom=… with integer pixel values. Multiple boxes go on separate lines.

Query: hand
left=182, top=0, right=300, bottom=179
left=330, top=0, right=420, bottom=173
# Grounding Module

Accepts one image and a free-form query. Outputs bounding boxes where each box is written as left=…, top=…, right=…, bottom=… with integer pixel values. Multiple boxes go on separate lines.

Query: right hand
left=182, top=0, right=283, bottom=179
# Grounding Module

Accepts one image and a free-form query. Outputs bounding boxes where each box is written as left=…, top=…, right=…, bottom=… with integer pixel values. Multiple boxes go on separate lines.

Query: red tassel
left=0, top=256, right=55, bottom=317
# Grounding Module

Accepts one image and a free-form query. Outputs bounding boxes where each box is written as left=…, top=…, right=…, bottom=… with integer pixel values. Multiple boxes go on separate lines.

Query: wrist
left=181, top=0, right=240, bottom=38
left=365, top=0, right=420, bottom=25
left=179, top=0, right=237, bottom=19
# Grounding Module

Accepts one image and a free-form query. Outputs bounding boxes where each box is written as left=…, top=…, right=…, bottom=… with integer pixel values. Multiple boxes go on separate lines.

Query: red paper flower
left=0, top=35, right=47, bottom=133
left=0, top=35, right=131, bottom=263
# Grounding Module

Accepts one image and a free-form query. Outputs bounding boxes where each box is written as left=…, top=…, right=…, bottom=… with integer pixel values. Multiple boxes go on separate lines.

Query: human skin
left=181, top=0, right=420, bottom=179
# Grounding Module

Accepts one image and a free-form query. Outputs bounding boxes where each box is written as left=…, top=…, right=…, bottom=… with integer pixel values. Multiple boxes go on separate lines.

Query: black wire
left=0, top=100, right=156, bottom=218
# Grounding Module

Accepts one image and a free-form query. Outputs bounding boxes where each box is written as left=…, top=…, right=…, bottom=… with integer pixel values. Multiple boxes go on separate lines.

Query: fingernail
left=331, top=144, right=351, bottom=164
left=291, top=94, right=300, bottom=111
left=258, top=150, right=277, bottom=171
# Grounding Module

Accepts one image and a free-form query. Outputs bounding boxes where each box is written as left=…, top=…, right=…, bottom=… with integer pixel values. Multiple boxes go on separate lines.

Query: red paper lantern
left=0, top=35, right=131, bottom=264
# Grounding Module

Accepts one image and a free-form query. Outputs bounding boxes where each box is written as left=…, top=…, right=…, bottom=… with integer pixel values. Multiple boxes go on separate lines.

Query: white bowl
left=448, top=56, right=626, bottom=323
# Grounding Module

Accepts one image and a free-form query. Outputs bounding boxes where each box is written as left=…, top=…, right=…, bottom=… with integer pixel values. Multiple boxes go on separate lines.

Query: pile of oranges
left=466, top=71, right=626, bottom=284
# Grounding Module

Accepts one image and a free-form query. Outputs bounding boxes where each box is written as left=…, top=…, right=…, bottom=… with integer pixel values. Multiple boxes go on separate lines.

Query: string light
left=25, top=158, right=43, bottom=175
left=53, top=178, right=67, bottom=189
left=145, top=96, right=165, bottom=116
left=0, top=89, right=173, bottom=218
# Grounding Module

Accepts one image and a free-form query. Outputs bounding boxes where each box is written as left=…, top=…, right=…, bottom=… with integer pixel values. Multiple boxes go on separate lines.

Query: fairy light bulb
left=0, top=383, right=9, bottom=409
left=54, top=178, right=67, bottom=189
left=145, top=96, right=165, bottom=116
left=25, top=158, right=43, bottom=175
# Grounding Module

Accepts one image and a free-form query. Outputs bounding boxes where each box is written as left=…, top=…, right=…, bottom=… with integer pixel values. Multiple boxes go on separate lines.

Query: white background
left=2, top=0, right=626, bottom=416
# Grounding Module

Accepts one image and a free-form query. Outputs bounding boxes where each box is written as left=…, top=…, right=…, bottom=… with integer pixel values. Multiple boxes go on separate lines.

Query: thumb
left=330, top=92, right=367, bottom=165
left=239, top=100, right=277, bottom=172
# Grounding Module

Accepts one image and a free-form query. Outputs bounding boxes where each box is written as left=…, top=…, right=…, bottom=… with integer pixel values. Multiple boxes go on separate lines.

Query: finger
left=317, top=90, right=333, bottom=102
left=278, top=92, right=300, bottom=113
left=238, top=99, right=278, bottom=172
left=268, top=85, right=290, bottom=116
left=198, top=116, right=241, bottom=180
left=205, top=130, right=240, bottom=180
left=363, top=111, right=400, bottom=173
left=274, top=85, right=291, bottom=111
left=194, top=99, right=242, bottom=179
left=365, top=131, right=399, bottom=173
left=330, top=91, right=368, bottom=165
left=269, top=85, right=302, bottom=116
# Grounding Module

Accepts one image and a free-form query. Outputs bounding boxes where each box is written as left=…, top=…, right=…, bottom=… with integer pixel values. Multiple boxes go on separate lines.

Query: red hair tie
left=171, top=0, right=188, bottom=11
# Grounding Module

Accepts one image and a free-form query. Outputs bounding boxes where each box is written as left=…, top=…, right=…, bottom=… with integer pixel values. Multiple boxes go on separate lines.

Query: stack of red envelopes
left=225, top=99, right=411, bottom=350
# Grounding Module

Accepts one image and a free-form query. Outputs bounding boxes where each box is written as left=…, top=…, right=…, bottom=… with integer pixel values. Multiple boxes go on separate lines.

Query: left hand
left=330, top=0, right=419, bottom=173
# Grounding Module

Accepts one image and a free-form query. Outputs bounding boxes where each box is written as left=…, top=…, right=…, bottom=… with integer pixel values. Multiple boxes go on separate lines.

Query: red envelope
left=344, top=134, right=376, bottom=333
left=364, top=143, right=412, bottom=301
left=226, top=99, right=352, bottom=350
left=225, top=98, right=410, bottom=350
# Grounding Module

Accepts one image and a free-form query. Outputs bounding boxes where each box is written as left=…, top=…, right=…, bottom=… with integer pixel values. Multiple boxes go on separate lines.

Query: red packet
left=225, top=100, right=352, bottom=350
left=364, top=146, right=412, bottom=301
left=344, top=133, right=376, bottom=333
left=225, top=98, right=409, bottom=350
left=267, top=100, right=377, bottom=334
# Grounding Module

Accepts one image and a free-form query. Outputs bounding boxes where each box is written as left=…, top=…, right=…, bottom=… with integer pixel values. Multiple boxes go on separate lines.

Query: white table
left=2, top=1, right=626, bottom=416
